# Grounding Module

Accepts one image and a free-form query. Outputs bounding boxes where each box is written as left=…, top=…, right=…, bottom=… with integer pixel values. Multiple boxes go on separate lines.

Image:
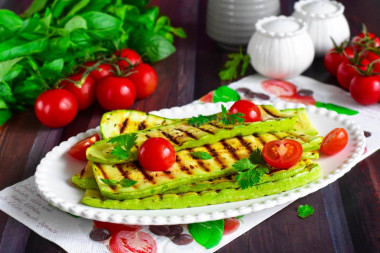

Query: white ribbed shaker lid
left=255, top=16, right=307, bottom=37
left=294, top=0, right=344, bottom=19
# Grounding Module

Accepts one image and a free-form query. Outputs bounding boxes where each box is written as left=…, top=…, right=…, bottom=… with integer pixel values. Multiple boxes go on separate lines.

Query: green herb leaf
left=212, top=86, right=240, bottom=103
left=188, top=114, right=218, bottom=127
left=64, top=16, right=88, bottom=31
left=81, top=11, right=122, bottom=40
left=191, top=151, right=212, bottom=160
left=233, top=158, right=269, bottom=189
left=249, top=148, right=266, bottom=164
left=108, top=133, right=138, bottom=160
left=0, top=57, right=23, bottom=82
left=219, top=47, right=250, bottom=81
left=119, top=178, right=137, bottom=187
left=220, top=105, right=245, bottom=125
left=0, top=37, right=49, bottom=61
left=20, top=0, right=49, bottom=19
left=188, top=220, right=224, bottom=249
left=100, top=178, right=118, bottom=186
left=297, top=204, right=314, bottom=218
left=0, top=10, right=23, bottom=32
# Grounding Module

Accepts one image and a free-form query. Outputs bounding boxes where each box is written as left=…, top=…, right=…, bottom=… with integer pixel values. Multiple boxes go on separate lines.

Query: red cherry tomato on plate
left=261, top=80, right=297, bottom=97
left=94, top=220, right=142, bottom=235
left=127, top=63, right=158, bottom=99
left=262, top=139, right=303, bottom=169
left=349, top=75, right=380, bottom=105
left=83, top=62, right=114, bottom=81
left=228, top=100, right=261, bottom=122
left=320, top=128, right=348, bottom=155
left=114, top=49, right=142, bottom=70
left=34, top=89, right=78, bottom=128
left=223, top=218, right=240, bottom=235
left=96, top=76, right=136, bottom=110
left=68, top=134, right=100, bottom=161
left=109, top=231, right=157, bottom=253
left=61, top=73, right=95, bottom=110
left=138, top=138, right=176, bottom=171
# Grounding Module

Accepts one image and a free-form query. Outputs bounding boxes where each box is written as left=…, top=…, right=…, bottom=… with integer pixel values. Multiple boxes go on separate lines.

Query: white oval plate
left=35, top=101, right=365, bottom=225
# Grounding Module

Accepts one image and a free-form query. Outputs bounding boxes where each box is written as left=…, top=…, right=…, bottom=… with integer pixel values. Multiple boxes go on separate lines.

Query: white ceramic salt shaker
left=292, top=0, right=350, bottom=56
left=247, top=16, right=315, bottom=79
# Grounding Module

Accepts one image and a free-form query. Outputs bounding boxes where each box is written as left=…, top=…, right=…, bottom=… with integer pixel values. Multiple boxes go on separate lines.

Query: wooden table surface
left=0, top=0, right=379, bottom=252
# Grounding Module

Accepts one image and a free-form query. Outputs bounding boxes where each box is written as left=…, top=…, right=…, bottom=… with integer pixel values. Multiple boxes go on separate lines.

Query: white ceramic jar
left=206, top=0, right=281, bottom=50
left=292, top=0, right=350, bottom=56
left=247, top=16, right=315, bottom=79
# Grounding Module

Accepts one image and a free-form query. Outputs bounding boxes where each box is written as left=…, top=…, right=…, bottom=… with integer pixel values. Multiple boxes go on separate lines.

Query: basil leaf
left=0, top=108, right=12, bottom=126
left=191, top=151, right=212, bottom=160
left=18, top=17, right=49, bottom=41
left=39, top=59, right=64, bottom=79
left=0, top=25, right=14, bottom=42
left=20, top=0, right=49, bottom=19
left=51, top=0, right=77, bottom=18
left=65, top=16, right=88, bottom=31
left=119, top=178, right=137, bottom=187
left=0, top=82, right=12, bottom=100
left=46, top=36, right=72, bottom=59
left=2, top=65, right=23, bottom=82
left=100, top=178, right=118, bottom=186
left=123, top=0, right=150, bottom=11
left=212, top=86, right=240, bottom=103
left=62, top=0, right=91, bottom=22
left=81, top=0, right=111, bottom=12
left=188, top=220, right=224, bottom=249
left=81, top=11, right=122, bottom=40
left=0, top=10, right=23, bottom=32
left=0, top=37, right=49, bottom=61
left=0, top=57, right=23, bottom=81
left=130, top=29, right=175, bottom=63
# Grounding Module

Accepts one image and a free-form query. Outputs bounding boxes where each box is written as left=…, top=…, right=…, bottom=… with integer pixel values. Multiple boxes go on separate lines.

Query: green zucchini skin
left=82, top=163, right=321, bottom=210
left=86, top=105, right=299, bottom=164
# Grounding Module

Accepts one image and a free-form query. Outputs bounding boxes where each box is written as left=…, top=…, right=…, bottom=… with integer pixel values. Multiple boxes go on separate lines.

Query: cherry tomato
left=127, top=64, right=158, bottom=99
left=114, top=49, right=142, bottom=70
left=341, top=46, right=355, bottom=62
left=336, top=59, right=369, bottom=90
left=261, top=80, right=297, bottom=97
left=353, top=32, right=380, bottom=48
left=68, top=134, right=100, bottom=161
left=138, top=138, right=176, bottom=171
left=364, top=50, right=380, bottom=73
left=349, top=75, right=380, bottom=105
left=228, top=100, right=261, bottom=122
left=94, top=220, right=142, bottom=235
left=324, top=48, right=344, bottom=76
left=34, top=89, right=78, bottom=128
left=96, top=76, right=136, bottom=110
left=278, top=94, right=316, bottom=105
left=320, top=128, right=349, bottom=155
left=223, top=218, right=240, bottom=235
left=61, top=73, right=95, bottom=110
left=83, top=62, right=114, bottom=81
left=262, top=139, right=303, bottom=169
left=109, top=231, right=157, bottom=253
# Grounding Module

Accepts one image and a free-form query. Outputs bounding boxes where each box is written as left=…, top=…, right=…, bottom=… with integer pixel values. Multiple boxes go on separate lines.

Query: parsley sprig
left=219, top=47, right=250, bottom=81
left=188, top=105, right=245, bottom=127
left=297, top=204, right=314, bottom=218
left=108, top=133, right=138, bottom=160
left=233, top=148, right=270, bottom=189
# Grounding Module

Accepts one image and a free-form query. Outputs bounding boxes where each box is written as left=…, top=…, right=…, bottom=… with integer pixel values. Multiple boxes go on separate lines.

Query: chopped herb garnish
left=119, top=178, right=137, bottom=187
left=188, top=105, right=245, bottom=127
left=108, top=133, right=138, bottom=160
left=220, top=105, right=245, bottom=125
left=297, top=204, right=315, bottom=218
left=249, top=148, right=266, bottom=164
left=100, top=178, right=118, bottom=186
left=188, top=114, right=218, bottom=127
left=191, top=151, right=212, bottom=160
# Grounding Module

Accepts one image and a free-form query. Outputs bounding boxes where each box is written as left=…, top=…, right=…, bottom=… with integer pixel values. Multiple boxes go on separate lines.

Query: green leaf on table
left=80, top=11, right=122, bottom=40
left=297, top=204, right=314, bottom=218
left=100, top=178, right=118, bottom=186
left=0, top=57, right=23, bottom=81
left=0, top=37, right=49, bottom=61
left=129, top=29, right=176, bottom=63
left=212, top=86, right=240, bottom=103
left=191, top=151, right=212, bottom=160
left=0, top=10, right=23, bottom=32
left=64, top=16, right=88, bottom=31
left=119, top=178, right=137, bottom=187
left=188, top=220, right=224, bottom=249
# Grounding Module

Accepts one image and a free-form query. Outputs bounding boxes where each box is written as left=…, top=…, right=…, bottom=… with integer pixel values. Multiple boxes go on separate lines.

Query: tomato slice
left=94, top=220, right=142, bottom=235
left=278, top=94, right=316, bottom=105
left=261, top=80, right=297, bottom=97
left=320, top=128, right=348, bottom=155
left=262, top=139, right=303, bottom=169
left=109, top=231, right=157, bottom=253
left=68, top=134, right=100, bottom=161
left=228, top=100, right=261, bottom=122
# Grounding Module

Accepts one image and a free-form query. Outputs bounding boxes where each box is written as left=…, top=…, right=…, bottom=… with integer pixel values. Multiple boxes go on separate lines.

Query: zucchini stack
left=72, top=105, right=322, bottom=210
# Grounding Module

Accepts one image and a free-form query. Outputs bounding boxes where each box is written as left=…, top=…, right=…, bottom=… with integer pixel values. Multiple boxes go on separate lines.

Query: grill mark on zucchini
left=254, top=134, right=267, bottom=146
left=209, top=122, right=222, bottom=129
left=160, top=131, right=180, bottom=145
left=194, top=126, right=215, bottom=134
left=220, top=140, right=240, bottom=160
left=135, top=162, right=155, bottom=184
left=286, top=131, right=309, bottom=142
left=175, top=128, right=197, bottom=139
left=80, top=168, right=85, bottom=178
left=119, top=118, right=129, bottom=134
left=96, top=163, right=117, bottom=191
left=261, top=106, right=280, bottom=118
left=237, top=136, right=254, bottom=153
left=115, top=164, right=128, bottom=178
left=138, top=121, right=147, bottom=130
left=176, top=156, right=194, bottom=175
left=204, top=144, right=226, bottom=169
left=162, top=170, right=174, bottom=179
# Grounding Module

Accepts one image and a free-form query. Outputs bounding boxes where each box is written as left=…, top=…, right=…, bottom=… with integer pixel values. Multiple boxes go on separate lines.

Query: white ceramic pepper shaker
left=292, top=0, right=350, bottom=56
left=247, top=16, right=315, bottom=79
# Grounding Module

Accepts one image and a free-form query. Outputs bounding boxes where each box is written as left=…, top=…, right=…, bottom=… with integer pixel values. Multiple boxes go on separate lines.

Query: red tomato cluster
left=324, top=27, right=380, bottom=105
left=34, top=49, right=158, bottom=128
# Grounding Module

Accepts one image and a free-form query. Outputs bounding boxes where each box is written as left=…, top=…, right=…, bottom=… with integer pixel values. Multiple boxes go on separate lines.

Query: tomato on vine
left=61, top=73, right=96, bottom=110
left=127, top=63, right=158, bottom=99
left=350, top=75, right=380, bottom=105
left=114, top=49, right=142, bottom=70
left=83, top=62, right=114, bottom=81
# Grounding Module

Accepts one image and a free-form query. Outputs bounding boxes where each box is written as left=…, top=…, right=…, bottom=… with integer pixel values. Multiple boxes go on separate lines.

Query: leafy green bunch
left=0, top=0, right=186, bottom=125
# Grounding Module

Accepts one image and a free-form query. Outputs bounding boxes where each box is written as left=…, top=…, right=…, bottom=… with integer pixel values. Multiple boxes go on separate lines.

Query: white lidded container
left=292, top=0, right=350, bottom=56
left=247, top=16, right=315, bottom=79
left=206, top=0, right=281, bottom=49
